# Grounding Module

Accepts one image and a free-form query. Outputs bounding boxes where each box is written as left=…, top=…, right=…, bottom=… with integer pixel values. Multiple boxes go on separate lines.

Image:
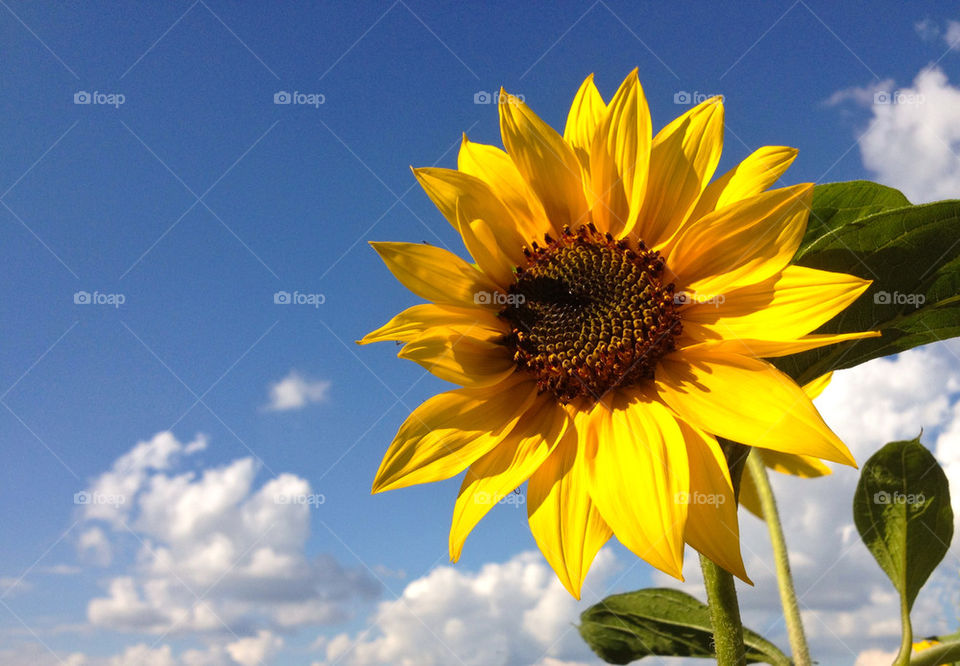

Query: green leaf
left=577, top=588, right=790, bottom=665
left=803, top=180, right=910, bottom=241
left=852, top=438, right=953, bottom=612
left=774, top=194, right=960, bottom=384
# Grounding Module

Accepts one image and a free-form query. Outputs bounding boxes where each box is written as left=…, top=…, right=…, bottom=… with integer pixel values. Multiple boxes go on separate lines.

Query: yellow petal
left=656, top=349, right=856, bottom=466
left=802, top=372, right=832, bottom=400
left=372, top=376, right=538, bottom=493
left=370, top=241, right=500, bottom=308
left=499, top=90, right=589, bottom=231
left=665, top=183, right=813, bottom=296
left=449, top=395, right=569, bottom=561
left=630, top=97, right=724, bottom=247
left=588, top=69, right=651, bottom=237
left=398, top=327, right=515, bottom=388
left=681, top=330, right=881, bottom=359
left=412, top=167, right=528, bottom=279
left=759, top=449, right=832, bottom=477
left=564, top=73, right=606, bottom=174
left=583, top=389, right=688, bottom=579
left=737, top=465, right=764, bottom=517
left=455, top=199, right=523, bottom=288
left=458, top=136, right=552, bottom=241
left=681, top=265, right=872, bottom=341
left=527, top=414, right=612, bottom=599
left=359, top=303, right=507, bottom=345
left=688, top=146, right=798, bottom=223
left=680, top=419, right=750, bottom=582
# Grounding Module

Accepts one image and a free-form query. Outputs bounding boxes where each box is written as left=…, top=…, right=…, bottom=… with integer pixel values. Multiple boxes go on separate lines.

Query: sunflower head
left=362, top=70, right=877, bottom=598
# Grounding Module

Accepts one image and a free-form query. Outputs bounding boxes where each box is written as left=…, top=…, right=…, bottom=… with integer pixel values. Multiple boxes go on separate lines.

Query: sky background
left=3, top=1, right=960, bottom=665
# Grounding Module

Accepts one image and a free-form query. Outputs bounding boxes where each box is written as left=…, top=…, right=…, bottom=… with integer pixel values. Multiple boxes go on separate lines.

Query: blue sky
left=4, top=2, right=960, bottom=665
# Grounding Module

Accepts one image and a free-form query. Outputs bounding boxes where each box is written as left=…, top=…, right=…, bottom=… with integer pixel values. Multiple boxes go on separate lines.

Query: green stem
left=746, top=451, right=812, bottom=666
left=700, top=440, right=751, bottom=666
left=700, top=553, right=747, bottom=665
left=895, top=592, right=913, bottom=666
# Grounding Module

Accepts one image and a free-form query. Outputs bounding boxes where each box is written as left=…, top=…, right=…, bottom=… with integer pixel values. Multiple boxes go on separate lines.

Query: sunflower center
left=500, top=224, right=682, bottom=403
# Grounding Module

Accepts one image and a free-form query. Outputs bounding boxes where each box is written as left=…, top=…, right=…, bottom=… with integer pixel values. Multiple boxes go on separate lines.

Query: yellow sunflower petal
left=412, top=167, right=528, bottom=278
left=680, top=419, right=750, bottom=582
left=681, top=265, right=873, bottom=341
left=458, top=136, right=551, bottom=240
left=372, top=376, right=538, bottom=493
left=499, top=89, right=589, bottom=231
left=359, top=303, right=507, bottom=345
left=665, top=183, right=813, bottom=296
left=760, top=450, right=831, bottom=477
left=584, top=389, right=688, bottom=579
left=527, top=413, right=613, bottom=599
left=370, top=241, right=500, bottom=308
left=449, top=395, right=569, bottom=561
left=680, top=330, right=881, bottom=359
left=802, top=372, right=833, bottom=400
left=631, top=97, right=724, bottom=247
left=564, top=73, right=606, bottom=174
left=588, top=69, right=651, bottom=237
left=398, top=327, right=515, bottom=388
left=656, top=349, right=856, bottom=466
left=454, top=200, right=524, bottom=288
left=737, top=466, right=764, bottom=517
left=688, top=146, right=798, bottom=223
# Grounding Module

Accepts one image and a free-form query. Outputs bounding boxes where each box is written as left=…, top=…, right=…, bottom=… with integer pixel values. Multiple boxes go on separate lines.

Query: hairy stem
left=746, top=451, right=812, bottom=666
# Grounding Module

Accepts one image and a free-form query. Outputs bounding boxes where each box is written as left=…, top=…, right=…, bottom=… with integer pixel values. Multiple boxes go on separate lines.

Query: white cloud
left=829, top=67, right=960, bottom=203
left=108, top=644, right=177, bottom=666
left=78, top=431, right=379, bottom=644
left=915, top=18, right=941, bottom=42
left=225, top=630, right=283, bottom=666
left=265, top=370, right=330, bottom=411
left=318, top=549, right=620, bottom=666
left=946, top=20, right=960, bottom=49
left=78, top=526, right=112, bottom=566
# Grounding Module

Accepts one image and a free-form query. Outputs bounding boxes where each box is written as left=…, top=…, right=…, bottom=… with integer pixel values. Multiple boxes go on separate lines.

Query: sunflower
left=362, top=69, right=878, bottom=598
